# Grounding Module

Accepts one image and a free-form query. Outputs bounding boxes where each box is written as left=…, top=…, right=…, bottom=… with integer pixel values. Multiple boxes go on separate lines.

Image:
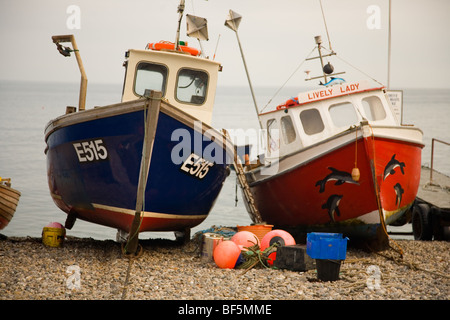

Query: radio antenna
left=174, top=0, right=185, bottom=51
left=213, top=34, right=221, bottom=60
left=319, top=0, right=333, bottom=51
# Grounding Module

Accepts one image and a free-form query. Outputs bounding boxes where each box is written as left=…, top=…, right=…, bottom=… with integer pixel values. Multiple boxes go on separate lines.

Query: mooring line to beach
left=374, top=250, right=450, bottom=280
left=121, top=244, right=144, bottom=300
left=366, top=123, right=405, bottom=258
left=121, top=258, right=134, bottom=300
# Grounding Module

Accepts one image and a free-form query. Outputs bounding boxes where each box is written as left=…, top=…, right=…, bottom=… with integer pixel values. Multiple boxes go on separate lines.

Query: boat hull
left=45, top=99, right=233, bottom=233
left=0, top=184, right=21, bottom=230
left=244, top=125, right=423, bottom=240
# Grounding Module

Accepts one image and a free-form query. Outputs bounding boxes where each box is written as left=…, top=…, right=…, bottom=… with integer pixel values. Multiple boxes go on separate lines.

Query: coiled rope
left=237, top=237, right=280, bottom=274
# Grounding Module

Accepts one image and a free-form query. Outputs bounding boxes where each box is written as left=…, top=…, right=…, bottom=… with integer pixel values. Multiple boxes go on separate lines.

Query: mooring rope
left=121, top=244, right=144, bottom=299
left=121, top=94, right=158, bottom=299
left=189, top=226, right=237, bottom=254
left=366, top=123, right=404, bottom=258
left=238, top=240, right=280, bottom=275
left=121, top=257, right=134, bottom=300
left=373, top=249, right=450, bottom=280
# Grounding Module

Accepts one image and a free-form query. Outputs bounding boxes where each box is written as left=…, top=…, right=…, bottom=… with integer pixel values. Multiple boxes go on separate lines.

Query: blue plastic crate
left=306, top=232, right=348, bottom=260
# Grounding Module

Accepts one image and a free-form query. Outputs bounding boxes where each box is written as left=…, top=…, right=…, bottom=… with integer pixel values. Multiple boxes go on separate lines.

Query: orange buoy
left=213, top=240, right=241, bottom=269
left=261, top=230, right=296, bottom=265
left=231, top=231, right=260, bottom=250
left=351, top=167, right=360, bottom=182
left=244, top=154, right=250, bottom=166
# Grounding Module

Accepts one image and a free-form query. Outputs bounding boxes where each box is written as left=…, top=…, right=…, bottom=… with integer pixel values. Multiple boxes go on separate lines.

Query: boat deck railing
left=430, top=138, right=450, bottom=184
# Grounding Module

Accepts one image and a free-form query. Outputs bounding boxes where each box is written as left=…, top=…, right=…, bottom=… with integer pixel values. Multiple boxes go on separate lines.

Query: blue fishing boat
left=45, top=1, right=233, bottom=246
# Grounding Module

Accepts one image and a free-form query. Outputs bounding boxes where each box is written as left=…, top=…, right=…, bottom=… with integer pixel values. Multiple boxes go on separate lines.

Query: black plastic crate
left=274, top=244, right=315, bottom=271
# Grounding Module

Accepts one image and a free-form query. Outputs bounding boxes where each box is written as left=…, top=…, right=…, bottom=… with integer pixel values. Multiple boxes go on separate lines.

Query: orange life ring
left=146, top=41, right=200, bottom=56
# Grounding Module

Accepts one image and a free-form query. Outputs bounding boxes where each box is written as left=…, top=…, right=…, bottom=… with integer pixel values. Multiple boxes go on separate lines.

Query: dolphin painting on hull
left=383, top=154, right=406, bottom=181
left=322, top=194, right=343, bottom=222
left=315, top=167, right=359, bottom=193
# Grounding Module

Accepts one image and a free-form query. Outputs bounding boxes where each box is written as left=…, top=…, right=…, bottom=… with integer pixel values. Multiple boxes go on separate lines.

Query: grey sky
left=1, top=0, right=449, bottom=89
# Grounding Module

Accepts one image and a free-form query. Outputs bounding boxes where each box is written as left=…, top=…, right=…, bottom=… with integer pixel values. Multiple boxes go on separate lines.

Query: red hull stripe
left=51, top=194, right=207, bottom=232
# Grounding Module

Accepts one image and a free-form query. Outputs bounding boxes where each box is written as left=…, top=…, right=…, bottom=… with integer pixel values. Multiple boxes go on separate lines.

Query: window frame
left=280, top=115, right=297, bottom=144
left=299, top=108, right=325, bottom=136
left=175, top=67, right=210, bottom=106
left=361, top=95, right=387, bottom=121
left=133, top=61, right=168, bottom=98
left=266, top=118, right=280, bottom=154
left=328, top=101, right=359, bottom=128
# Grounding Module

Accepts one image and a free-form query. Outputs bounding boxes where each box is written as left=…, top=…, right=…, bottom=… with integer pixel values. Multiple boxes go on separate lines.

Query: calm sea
left=1, top=81, right=449, bottom=240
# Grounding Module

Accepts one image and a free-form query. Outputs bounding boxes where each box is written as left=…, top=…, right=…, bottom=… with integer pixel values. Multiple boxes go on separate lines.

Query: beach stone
left=0, top=235, right=448, bottom=300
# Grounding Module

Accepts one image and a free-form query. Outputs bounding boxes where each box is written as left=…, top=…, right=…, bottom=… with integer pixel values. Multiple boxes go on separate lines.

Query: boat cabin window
left=134, top=62, right=168, bottom=97
left=176, top=68, right=208, bottom=105
left=267, top=119, right=280, bottom=153
left=362, top=96, right=386, bottom=121
left=280, top=115, right=296, bottom=144
left=300, top=108, right=325, bottom=135
left=329, top=102, right=359, bottom=128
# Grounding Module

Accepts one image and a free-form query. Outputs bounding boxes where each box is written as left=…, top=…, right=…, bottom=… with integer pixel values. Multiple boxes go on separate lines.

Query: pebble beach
left=0, top=234, right=448, bottom=302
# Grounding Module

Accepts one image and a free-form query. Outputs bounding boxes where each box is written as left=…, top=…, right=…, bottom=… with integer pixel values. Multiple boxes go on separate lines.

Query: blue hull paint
left=46, top=105, right=232, bottom=232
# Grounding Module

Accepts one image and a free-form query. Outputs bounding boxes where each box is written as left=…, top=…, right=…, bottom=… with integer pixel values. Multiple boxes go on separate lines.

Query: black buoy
left=323, top=62, right=334, bottom=74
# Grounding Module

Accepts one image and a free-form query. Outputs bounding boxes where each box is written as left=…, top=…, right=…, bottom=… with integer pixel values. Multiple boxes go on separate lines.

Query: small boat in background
left=0, top=177, right=21, bottom=230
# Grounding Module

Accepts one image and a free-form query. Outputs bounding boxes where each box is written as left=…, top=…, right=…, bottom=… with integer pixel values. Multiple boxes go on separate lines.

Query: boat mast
left=174, top=0, right=186, bottom=51
left=387, top=0, right=392, bottom=89
left=315, top=35, right=328, bottom=84
left=225, top=10, right=262, bottom=129
left=304, top=2, right=344, bottom=85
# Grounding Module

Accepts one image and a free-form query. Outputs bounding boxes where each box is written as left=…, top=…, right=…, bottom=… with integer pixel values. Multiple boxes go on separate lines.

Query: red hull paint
left=373, top=138, right=422, bottom=223
left=248, top=135, right=422, bottom=232
left=0, top=216, right=10, bottom=230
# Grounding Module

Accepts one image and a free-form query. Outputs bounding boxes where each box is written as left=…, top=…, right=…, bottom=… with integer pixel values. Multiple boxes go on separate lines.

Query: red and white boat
left=239, top=36, right=424, bottom=245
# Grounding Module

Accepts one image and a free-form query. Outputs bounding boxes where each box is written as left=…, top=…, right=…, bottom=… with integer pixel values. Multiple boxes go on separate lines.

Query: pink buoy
left=213, top=240, right=241, bottom=269
left=45, top=222, right=64, bottom=229
left=261, top=230, right=296, bottom=265
left=231, top=231, right=260, bottom=250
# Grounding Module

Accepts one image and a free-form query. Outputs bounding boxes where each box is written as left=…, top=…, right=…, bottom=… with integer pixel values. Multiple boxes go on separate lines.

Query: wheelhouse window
left=300, top=108, right=325, bottom=135
left=329, top=102, right=359, bottom=128
left=266, top=119, right=279, bottom=153
left=134, top=62, right=168, bottom=97
left=362, top=96, right=386, bottom=121
left=281, top=116, right=296, bottom=144
left=176, top=68, right=208, bottom=105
